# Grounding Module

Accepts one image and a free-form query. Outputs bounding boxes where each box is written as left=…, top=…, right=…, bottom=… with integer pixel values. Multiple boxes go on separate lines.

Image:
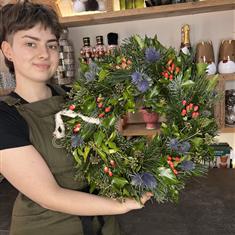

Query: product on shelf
left=80, top=37, right=93, bottom=64
left=93, top=35, right=106, bottom=61
left=107, top=32, right=119, bottom=55
left=218, top=39, right=235, bottom=74
left=52, top=28, right=75, bottom=85
left=196, top=41, right=216, bottom=75
left=225, top=89, right=235, bottom=127
left=180, top=24, right=191, bottom=55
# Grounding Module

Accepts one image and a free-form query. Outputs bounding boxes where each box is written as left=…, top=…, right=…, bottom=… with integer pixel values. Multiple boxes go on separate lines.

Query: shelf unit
left=54, top=0, right=235, bottom=27
left=216, top=73, right=235, bottom=133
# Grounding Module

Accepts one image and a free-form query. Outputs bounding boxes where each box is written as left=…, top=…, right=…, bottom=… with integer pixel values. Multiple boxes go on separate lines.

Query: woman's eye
left=26, top=42, right=36, bottom=48
left=48, top=44, right=59, bottom=50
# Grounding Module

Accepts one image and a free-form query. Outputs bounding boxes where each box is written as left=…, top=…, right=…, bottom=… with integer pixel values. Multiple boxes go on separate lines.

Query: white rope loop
left=53, top=109, right=101, bottom=139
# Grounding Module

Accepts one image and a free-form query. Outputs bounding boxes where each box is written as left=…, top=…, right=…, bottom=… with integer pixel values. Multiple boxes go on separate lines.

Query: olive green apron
left=4, top=88, right=122, bottom=235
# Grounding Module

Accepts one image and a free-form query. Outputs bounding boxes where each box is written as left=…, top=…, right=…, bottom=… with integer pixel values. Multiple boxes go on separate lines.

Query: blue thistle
left=131, top=72, right=142, bottom=85
left=131, top=172, right=157, bottom=190
left=168, top=138, right=179, bottom=151
left=168, top=138, right=191, bottom=154
left=180, top=160, right=195, bottom=171
left=71, top=134, right=84, bottom=148
left=145, top=47, right=160, bottom=63
left=137, top=79, right=149, bottom=93
left=179, top=141, right=191, bottom=154
left=85, top=71, right=95, bottom=82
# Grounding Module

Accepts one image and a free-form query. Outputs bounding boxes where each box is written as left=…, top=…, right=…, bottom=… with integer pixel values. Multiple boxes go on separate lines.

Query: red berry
left=110, top=160, right=115, bottom=166
left=181, top=109, right=187, bottom=116
left=105, top=106, right=111, bottom=113
left=194, top=105, right=199, bottom=111
left=98, top=103, right=103, bottom=108
left=97, top=97, right=103, bottom=103
left=169, top=74, right=173, bottom=80
left=171, top=63, right=175, bottom=71
left=164, top=72, right=169, bottom=79
left=174, top=157, right=180, bottom=162
left=175, top=67, right=180, bottom=74
left=108, top=171, right=113, bottom=177
left=186, top=105, right=190, bottom=111
left=189, top=103, right=194, bottom=109
left=167, top=156, right=172, bottom=161
left=73, top=123, right=81, bottom=132
left=192, top=112, right=199, bottom=118
left=69, top=104, right=76, bottom=111
left=104, top=166, right=109, bottom=173
left=173, top=169, right=178, bottom=175
left=182, top=100, right=187, bottom=106
left=167, top=59, right=173, bottom=65
left=98, top=113, right=105, bottom=118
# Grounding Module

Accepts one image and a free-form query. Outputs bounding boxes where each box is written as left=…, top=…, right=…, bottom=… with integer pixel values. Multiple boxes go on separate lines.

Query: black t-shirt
left=0, top=86, right=62, bottom=150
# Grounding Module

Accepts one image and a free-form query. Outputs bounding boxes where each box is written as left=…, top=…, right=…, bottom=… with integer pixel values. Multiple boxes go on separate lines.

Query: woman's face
left=3, top=24, right=59, bottom=83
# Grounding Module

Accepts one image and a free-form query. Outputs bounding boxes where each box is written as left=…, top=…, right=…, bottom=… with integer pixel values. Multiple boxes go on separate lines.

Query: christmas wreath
left=54, top=35, right=220, bottom=203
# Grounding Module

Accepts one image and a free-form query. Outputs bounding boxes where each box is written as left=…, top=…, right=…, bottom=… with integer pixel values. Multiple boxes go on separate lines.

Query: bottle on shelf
left=93, top=35, right=106, bottom=61
left=180, top=24, right=191, bottom=55
left=107, top=32, right=119, bottom=55
left=80, top=37, right=93, bottom=64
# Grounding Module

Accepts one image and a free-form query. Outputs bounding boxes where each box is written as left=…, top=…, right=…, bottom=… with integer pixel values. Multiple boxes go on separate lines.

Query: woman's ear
left=1, top=41, right=13, bottom=61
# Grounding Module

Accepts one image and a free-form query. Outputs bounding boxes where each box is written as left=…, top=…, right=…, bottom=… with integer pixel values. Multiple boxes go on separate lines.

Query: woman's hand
left=120, top=192, right=153, bottom=213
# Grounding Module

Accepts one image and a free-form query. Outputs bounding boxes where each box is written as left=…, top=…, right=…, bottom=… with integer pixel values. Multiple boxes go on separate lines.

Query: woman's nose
left=38, top=45, right=49, bottom=59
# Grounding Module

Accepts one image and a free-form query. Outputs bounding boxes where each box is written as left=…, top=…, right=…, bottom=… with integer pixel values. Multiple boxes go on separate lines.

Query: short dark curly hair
left=0, top=0, right=62, bottom=74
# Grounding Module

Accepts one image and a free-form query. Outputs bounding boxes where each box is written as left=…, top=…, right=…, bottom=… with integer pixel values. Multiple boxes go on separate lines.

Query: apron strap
left=2, top=95, right=22, bottom=107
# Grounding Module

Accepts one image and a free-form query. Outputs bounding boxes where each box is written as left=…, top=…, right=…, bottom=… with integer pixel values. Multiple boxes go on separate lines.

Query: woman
left=0, top=1, right=152, bottom=235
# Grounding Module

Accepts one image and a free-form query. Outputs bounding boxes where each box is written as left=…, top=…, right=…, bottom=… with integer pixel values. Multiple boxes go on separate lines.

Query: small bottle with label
left=80, top=37, right=93, bottom=64
left=93, top=36, right=106, bottom=61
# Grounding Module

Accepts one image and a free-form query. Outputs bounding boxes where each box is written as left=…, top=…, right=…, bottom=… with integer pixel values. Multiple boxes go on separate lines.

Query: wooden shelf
left=58, top=0, right=235, bottom=27
left=215, top=73, right=235, bottom=133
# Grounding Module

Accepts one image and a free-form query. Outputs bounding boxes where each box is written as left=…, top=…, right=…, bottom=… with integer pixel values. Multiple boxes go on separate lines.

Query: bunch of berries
left=96, top=96, right=112, bottom=118
left=181, top=100, right=199, bottom=119
left=115, top=57, right=132, bottom=70
left=103, top=160, right=116, bottom=177
left=161, top=59, right=180, bottom=81
left=167, top=155, right=180, bottom=175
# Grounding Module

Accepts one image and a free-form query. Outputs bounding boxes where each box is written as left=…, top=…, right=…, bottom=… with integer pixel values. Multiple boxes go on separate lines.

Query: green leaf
left=111, top=176, right=129, bottom=189
left=158, top=167, right=175, bottom=180
left=96, top=148, right=107, bottom=162
left=83, top=146, right=91, bottom=162
left=196, top=63, right=207, bottom=76
left=181, top=80, right=194, bottom=87
left=134, top=35, right=144, bottom=49
left=107, top=141, right=118, bottom=150
left=191, top=137, right=203, bottom=147
left=73, top=149, right=82, bottom=165
left=94, top=131, right=105, bottom=146
left=98, top=69, right=109, bottom=81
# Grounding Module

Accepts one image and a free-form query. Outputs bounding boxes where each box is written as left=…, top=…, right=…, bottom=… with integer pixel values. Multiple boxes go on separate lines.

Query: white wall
left=68, top=9, right=235, bottom=149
